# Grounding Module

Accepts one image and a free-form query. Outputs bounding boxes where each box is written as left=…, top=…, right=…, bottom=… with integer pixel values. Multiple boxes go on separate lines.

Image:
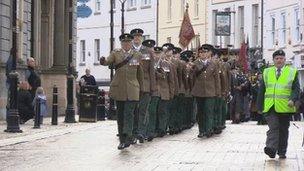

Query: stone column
left=53, top=0, right=66, bottom=69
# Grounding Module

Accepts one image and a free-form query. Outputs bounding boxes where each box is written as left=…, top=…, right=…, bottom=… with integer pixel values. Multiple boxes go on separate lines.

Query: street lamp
left=5, top=0, right=22, bottom=133
left=64, top=0, right=76, bottom=123
left=119, top=0, right=127, bottom=34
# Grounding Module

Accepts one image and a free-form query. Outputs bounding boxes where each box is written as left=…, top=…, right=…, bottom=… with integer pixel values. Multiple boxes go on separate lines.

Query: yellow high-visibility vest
left=263, top=66, right=297, bottom=113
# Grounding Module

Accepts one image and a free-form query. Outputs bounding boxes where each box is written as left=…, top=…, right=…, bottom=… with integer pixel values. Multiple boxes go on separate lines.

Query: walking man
left=257, top=50, right=300, bottom=159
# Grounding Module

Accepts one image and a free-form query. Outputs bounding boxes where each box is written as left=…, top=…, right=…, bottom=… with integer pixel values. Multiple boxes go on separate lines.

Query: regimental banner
left=215, top=12, right=231, bottom=36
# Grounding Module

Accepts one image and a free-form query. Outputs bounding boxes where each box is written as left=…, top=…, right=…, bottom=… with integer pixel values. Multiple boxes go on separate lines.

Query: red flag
left=179, top=7, right=195, bottom=48
left=239, top=42, right=248, bottom=73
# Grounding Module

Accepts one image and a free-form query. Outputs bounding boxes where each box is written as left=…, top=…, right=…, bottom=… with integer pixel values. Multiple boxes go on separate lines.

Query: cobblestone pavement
left=0, top=120, right=303, bottom=171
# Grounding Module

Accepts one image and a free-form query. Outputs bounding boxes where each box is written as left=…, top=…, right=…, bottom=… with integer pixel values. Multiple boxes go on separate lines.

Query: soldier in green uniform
left=180, top=50, right=194, bottom=129
left=156, top=43, right=175, bottom=137
left=100, top=33, right=144, bottom=150
left=168, top=47, right=182, bottom=134
left=146, top=46, right=163, bottom=141
left=136, top=39, right=157, bottom=143
left=191, top=44, right=220, bottom=138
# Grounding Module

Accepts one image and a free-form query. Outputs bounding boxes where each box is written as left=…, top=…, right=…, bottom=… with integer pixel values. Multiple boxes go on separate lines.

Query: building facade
left=158, top=0, right=208, bottom=50
left=208, top=0, right=262, bottom=49
left=0, top=0, right=77, bottom=120
left=76, top=0, right=158, bottom=84
left=263, top=0, right=304, bottom=86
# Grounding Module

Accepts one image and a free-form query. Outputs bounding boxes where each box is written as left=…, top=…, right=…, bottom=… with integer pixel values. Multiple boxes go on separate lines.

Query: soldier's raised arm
left=99, top=50, right=116, bottom=66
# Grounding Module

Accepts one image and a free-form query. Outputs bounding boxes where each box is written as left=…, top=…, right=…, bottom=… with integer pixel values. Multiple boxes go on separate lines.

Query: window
left=271, top=15, right=276, bottom=46
left=180, top=0, right=186, bottom=18
left=252, top=4, right=259, bottom=47
left=238, top=6, right=245, bottom=44
left=168, top=0, right=172, bottom=20
left=80, top=40, right=86, bottom=63
left=95, top=0, right=101, bottom=12
left=294, top=8, right=300, bottom=43
left=128, top=0, right=137, bottom=8
left=194, top=0, right=199, bottom=18
left=143, top=35, right=150, bottom=41
left=280, top=12, right=286, bottom=46
left=167, top=37, right=171, bottom=43
left=212, top=10, right=218, bottom=45
left=94, top=39, right=100, bottom=63
left=113, top=0, right=116, bottom=10
left=141, top=0, right=151, bottom=6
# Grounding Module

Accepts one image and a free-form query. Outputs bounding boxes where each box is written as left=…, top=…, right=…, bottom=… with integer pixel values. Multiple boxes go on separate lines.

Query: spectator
left=33, top=87, right=48, bottom=124
left=79, top=68, right=96, bottom=86
left=18, top=82, right=34, bottom=124
left=25, top=57, right=41, bottom=99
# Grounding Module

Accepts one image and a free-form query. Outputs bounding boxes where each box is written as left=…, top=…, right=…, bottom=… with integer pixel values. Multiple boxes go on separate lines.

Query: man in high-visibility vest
left=257, top=50, right=300, bottom=159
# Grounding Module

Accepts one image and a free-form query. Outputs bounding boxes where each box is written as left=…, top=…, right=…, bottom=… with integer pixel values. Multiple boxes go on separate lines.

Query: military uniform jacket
left=219, top=61, right=231, bottom=97
left=155, top=59, right=174, bottom=100
left=191, top=59, right=220, bottom=98
left=170, top=58, right=179, bottom=96
left=102, top=49, right=144, bottom=101
left=177, top=60, right=188, bottom=94
left=139, top=49, right=157, bottom=93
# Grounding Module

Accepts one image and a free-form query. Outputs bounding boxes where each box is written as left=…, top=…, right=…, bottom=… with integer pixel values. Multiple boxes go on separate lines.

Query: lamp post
left=64, top=0, right=76, bottom=123
left=5, top=0, right=22, bottom=133
left=108, top=0, right=116, bottom=120
left=119, top=0, right=127, bottom=34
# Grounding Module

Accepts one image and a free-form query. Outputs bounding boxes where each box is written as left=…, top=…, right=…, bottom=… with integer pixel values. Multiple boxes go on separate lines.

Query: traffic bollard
left=52, top=85, right=58, bottom=125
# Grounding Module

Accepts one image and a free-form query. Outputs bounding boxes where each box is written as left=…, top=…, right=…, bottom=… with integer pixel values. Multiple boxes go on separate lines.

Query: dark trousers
left=265, top=108, right=291, bottom=155
left=138, top=93, right=151, bottom=136
left=196, top=97, right=215, bottom=134
left=116, top=101, right=138, bottom=143
left=146, top=96, right=160, bottom=137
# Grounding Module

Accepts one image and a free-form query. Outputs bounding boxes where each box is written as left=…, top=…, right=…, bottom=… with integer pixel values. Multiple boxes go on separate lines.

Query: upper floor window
left=294, top=8, right=300, bottom=43
left=180, top=0, right=186, bottom=18
left=80, top=40, right=86, bottom=63
left=168, top=0, right=172, bottom=20
left=94, top=39, right=100, bottom=64
left=194, top=0, right=199, bottom=18
left=280, top=12, right=286, bottom=46
left=95, top=0, right=101, bottom=12
left=128, top=0, right=137, bottom=8
left=141, top=0, right=151, bottom=6
left=270, top=15, right=276, bottom=47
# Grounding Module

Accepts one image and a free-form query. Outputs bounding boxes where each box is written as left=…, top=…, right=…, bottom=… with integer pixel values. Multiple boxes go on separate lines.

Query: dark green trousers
left=214, top=97, right=222, bottom=129
left=138, top=93, right=151, bottom=136
left=221, top=98, right=227, bottom=127
left=168, top=96, right=178, bottom=131
left=158, top=100, right=170, bottom=133
left=196, top=97, right=215, bottom=134
left=146, top=96, right=160, bottom=137
left=116, top=101, right=138, bottom=142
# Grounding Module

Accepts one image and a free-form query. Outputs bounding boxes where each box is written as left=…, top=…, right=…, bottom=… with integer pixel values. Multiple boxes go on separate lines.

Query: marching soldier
left=191, top=44, right=220, bottom=138
left=146, top=46, right=163, bottom=141
left=99, top=33, right=144, bottom=150
left=180, top=50, right=195, bottom=129
left=220, top=50, right=231, bottom=129
left=136, top=39, right=157, bottom=143
left=130, top=28, right=145, bottom=143
left=156, top=43, right=175, bottom=137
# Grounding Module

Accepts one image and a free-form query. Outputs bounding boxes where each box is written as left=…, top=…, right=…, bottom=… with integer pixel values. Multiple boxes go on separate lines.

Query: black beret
left=119, top=33, right=133, bottom=42
left=201, top=44, right=215, bottom=52
left=130, top=28, right=144, bottom=36
left=180, top=50, right=193, bottom=62
left=154, top=47, right=163, bottom=53
left=142, top=39, right=156, bottom=48
left=173, top=47, right=182, bottom=54
left=162, top=43, right=174, bottom=51
left=272, top=50, right=285, bottom=58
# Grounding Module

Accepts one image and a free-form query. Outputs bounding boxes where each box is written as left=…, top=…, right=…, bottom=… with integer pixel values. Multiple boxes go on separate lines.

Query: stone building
left=0, top=0, right=77, bottom=120
left=158, top=0, right=208, bottom=50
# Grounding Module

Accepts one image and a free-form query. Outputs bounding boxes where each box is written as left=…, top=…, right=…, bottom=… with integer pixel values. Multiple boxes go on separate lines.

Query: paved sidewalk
left=0, top=116, right=107, bottom=147
left=0, top=120, right=303, bottom=171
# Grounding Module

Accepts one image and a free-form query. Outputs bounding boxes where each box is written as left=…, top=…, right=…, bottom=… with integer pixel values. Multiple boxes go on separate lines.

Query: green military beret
left=272, top=50, right=285, bottom=58
left=119, top=33, right=134, bottom=42
left=142, top=39, right=156, bottom=48
left=130, top=28, right=144, bottom=36
left=162, top=43, right=174, bottom=51
left=154, top=46, right=163, bottom=53
left=180, top=50, right=193, bottom=62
